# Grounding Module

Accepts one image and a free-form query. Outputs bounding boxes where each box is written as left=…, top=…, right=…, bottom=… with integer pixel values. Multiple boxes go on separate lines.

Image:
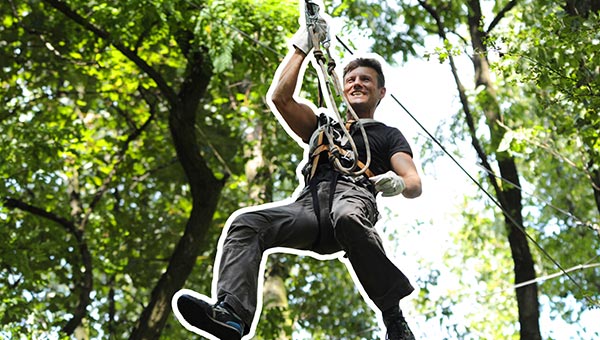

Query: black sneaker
left=383, top=308, right=415, bottom=340
left=176, top=294, right=245, bottom=340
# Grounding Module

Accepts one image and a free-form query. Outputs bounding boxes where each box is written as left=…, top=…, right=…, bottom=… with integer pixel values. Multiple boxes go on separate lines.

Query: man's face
left=343, top=66, right=386, bottom=116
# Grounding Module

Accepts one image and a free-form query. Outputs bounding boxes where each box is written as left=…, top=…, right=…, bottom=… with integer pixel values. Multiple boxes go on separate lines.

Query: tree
left=0, top=0, right=292, bottom=338
left=498, top=0, right=600, bottom=334
left=6, top=0, right=597, bottom=338
left=1, top=0, right=384, bottom=338
left=417, top=1, right=542, bottom=338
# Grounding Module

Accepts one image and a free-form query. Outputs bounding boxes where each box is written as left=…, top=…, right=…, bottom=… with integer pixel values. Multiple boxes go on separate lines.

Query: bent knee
left=225, top=212, right=263, bottom=240
left=333, top=212, right=370, bottom=236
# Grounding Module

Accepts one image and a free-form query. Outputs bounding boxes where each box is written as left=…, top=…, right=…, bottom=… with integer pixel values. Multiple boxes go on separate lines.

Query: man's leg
left=175, top=188, right=320, bottom=339
left=330, top=181, right=414, bottom=310
left=330, top=181, right=415, bottom=340
left=216, top=198, right=320, bottom=326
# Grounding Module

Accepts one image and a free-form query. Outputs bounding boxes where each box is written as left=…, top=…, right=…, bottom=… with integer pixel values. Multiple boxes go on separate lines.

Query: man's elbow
left=403, top=178, right=422, bottom=198
left=403, top=188, right=421, bottom=199
left=270, top=90, right=291, bottom=111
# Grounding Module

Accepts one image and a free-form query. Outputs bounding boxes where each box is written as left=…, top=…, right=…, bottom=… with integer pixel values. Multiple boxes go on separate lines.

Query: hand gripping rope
left=304, top=0, right=372, bottom=178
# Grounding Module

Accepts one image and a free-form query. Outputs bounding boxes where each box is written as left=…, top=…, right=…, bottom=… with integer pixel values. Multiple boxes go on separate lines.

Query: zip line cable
left=475, top=163, right=600, bottom=234
left=514, top=261, right=600, bottom=290
left=415, top=260, right=600, bottom=319
left=182, top=0, right=598, bottom=307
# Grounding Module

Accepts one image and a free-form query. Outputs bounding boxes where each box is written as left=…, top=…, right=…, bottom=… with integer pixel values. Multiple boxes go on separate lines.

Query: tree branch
left=3, top=197, right=93, bottom=335
left=41, top=0, right=179, bottom=106
left=4, top=198, right=78, bottom=236
left=417, top=0, right=446, bottom=38
left=417, top=0, right=504, bottom=204
left=486, top=0, right=518, bottom=34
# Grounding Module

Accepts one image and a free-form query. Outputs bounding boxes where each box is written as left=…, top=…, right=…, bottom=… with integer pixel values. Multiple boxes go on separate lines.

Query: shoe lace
left=215, top=302, right=244, bottom=335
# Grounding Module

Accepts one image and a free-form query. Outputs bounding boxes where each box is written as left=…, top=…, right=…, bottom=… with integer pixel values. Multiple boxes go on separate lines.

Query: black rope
left=476, top=163, right=600, bottom=234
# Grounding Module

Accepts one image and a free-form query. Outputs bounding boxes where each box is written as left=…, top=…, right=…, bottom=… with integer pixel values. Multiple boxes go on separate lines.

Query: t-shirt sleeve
left=388, top=127, right=413, bottom=159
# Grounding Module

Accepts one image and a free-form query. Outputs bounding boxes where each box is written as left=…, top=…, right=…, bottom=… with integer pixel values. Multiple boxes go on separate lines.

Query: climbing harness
left=305, top=115, right=375, bottom=181
left=303, top=0, right=372, bottom=180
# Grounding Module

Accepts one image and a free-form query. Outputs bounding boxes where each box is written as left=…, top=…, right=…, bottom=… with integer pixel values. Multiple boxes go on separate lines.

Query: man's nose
left=352, top=82, right=363, bottom=89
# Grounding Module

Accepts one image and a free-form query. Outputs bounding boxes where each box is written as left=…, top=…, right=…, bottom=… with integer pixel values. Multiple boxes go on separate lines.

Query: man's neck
left=352, top=111, right=375, bottom=120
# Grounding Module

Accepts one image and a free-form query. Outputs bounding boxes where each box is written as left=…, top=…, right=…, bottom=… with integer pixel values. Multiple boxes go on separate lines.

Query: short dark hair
left=342, top=58, right=385, bottom=88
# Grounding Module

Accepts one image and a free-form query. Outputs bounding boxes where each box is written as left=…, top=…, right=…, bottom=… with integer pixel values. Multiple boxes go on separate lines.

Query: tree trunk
left=263, top=258, right=292, bottom=340
left=592, top=166, right=600, bottom=215
left=245, top=116, right=292, bottom=338
left=417, top=1, right=542, bottom=335
left=499, top=158, right=540, bottom=340
left=467, top=1, right=541, bottom=339
left=420, top=0, right=543, bottom=335
left=130, top=48, right=221, bottom=339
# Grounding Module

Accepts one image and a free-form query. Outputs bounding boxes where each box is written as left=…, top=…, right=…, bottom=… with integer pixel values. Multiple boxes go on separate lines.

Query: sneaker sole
left=177, top=294, right=243, bottom=340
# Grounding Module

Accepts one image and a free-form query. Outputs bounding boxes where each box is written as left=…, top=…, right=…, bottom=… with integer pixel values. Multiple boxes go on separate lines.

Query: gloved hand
left=290, top=17, right=329, bottom=55
left=369, top=171, right=406, bottom=197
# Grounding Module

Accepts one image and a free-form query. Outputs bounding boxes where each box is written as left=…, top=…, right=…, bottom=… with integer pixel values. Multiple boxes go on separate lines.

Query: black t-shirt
left=347, top=120, right=413, bottom=176
left=305, top=117, right=413, bottom=177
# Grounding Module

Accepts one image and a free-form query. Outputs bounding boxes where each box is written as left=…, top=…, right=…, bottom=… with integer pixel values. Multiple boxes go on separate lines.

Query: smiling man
left=345, top=61, right=384, bottom=115
left=172, top=11, right=422, bottom=340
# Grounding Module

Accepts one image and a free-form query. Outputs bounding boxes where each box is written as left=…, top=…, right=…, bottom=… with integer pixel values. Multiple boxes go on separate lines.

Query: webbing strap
left=309, top=171, right=339, bottom=250
left=309, top=131, right=326, bottom=180
left=309, top=180, right=321, bottom=249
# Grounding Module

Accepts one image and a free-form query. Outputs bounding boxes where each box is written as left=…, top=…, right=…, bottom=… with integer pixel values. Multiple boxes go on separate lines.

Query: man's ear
left=379, top=86, right=387, bottom=99
left=376, top=87, right=387, bottom=107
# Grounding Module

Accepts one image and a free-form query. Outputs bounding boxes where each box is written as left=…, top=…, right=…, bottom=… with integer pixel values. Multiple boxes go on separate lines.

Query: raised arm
left=270, top=49, right=318, bottom=143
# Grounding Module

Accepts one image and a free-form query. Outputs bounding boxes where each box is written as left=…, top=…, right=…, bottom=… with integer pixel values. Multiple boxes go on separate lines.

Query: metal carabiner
left=305, top=0, right=320, bottom=27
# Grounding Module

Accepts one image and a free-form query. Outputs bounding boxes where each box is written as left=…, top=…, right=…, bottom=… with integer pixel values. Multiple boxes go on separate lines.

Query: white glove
left=369, top=171, right=406, bottom=197
left=290, top=18, right=329, bottom=55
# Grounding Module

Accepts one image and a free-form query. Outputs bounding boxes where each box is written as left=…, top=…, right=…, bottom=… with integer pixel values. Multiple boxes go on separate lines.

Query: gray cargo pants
left=216, top=176, right=414, bottom=327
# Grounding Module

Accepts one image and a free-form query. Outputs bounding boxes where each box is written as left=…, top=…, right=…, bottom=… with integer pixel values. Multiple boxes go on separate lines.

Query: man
left=173, top=14, right=422, bottom=340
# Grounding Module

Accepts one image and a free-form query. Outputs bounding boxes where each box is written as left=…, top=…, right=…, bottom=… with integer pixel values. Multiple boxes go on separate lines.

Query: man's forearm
left=269, top=48, right=317, bottom=142
left=271, top=49, right=307, bottom=105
